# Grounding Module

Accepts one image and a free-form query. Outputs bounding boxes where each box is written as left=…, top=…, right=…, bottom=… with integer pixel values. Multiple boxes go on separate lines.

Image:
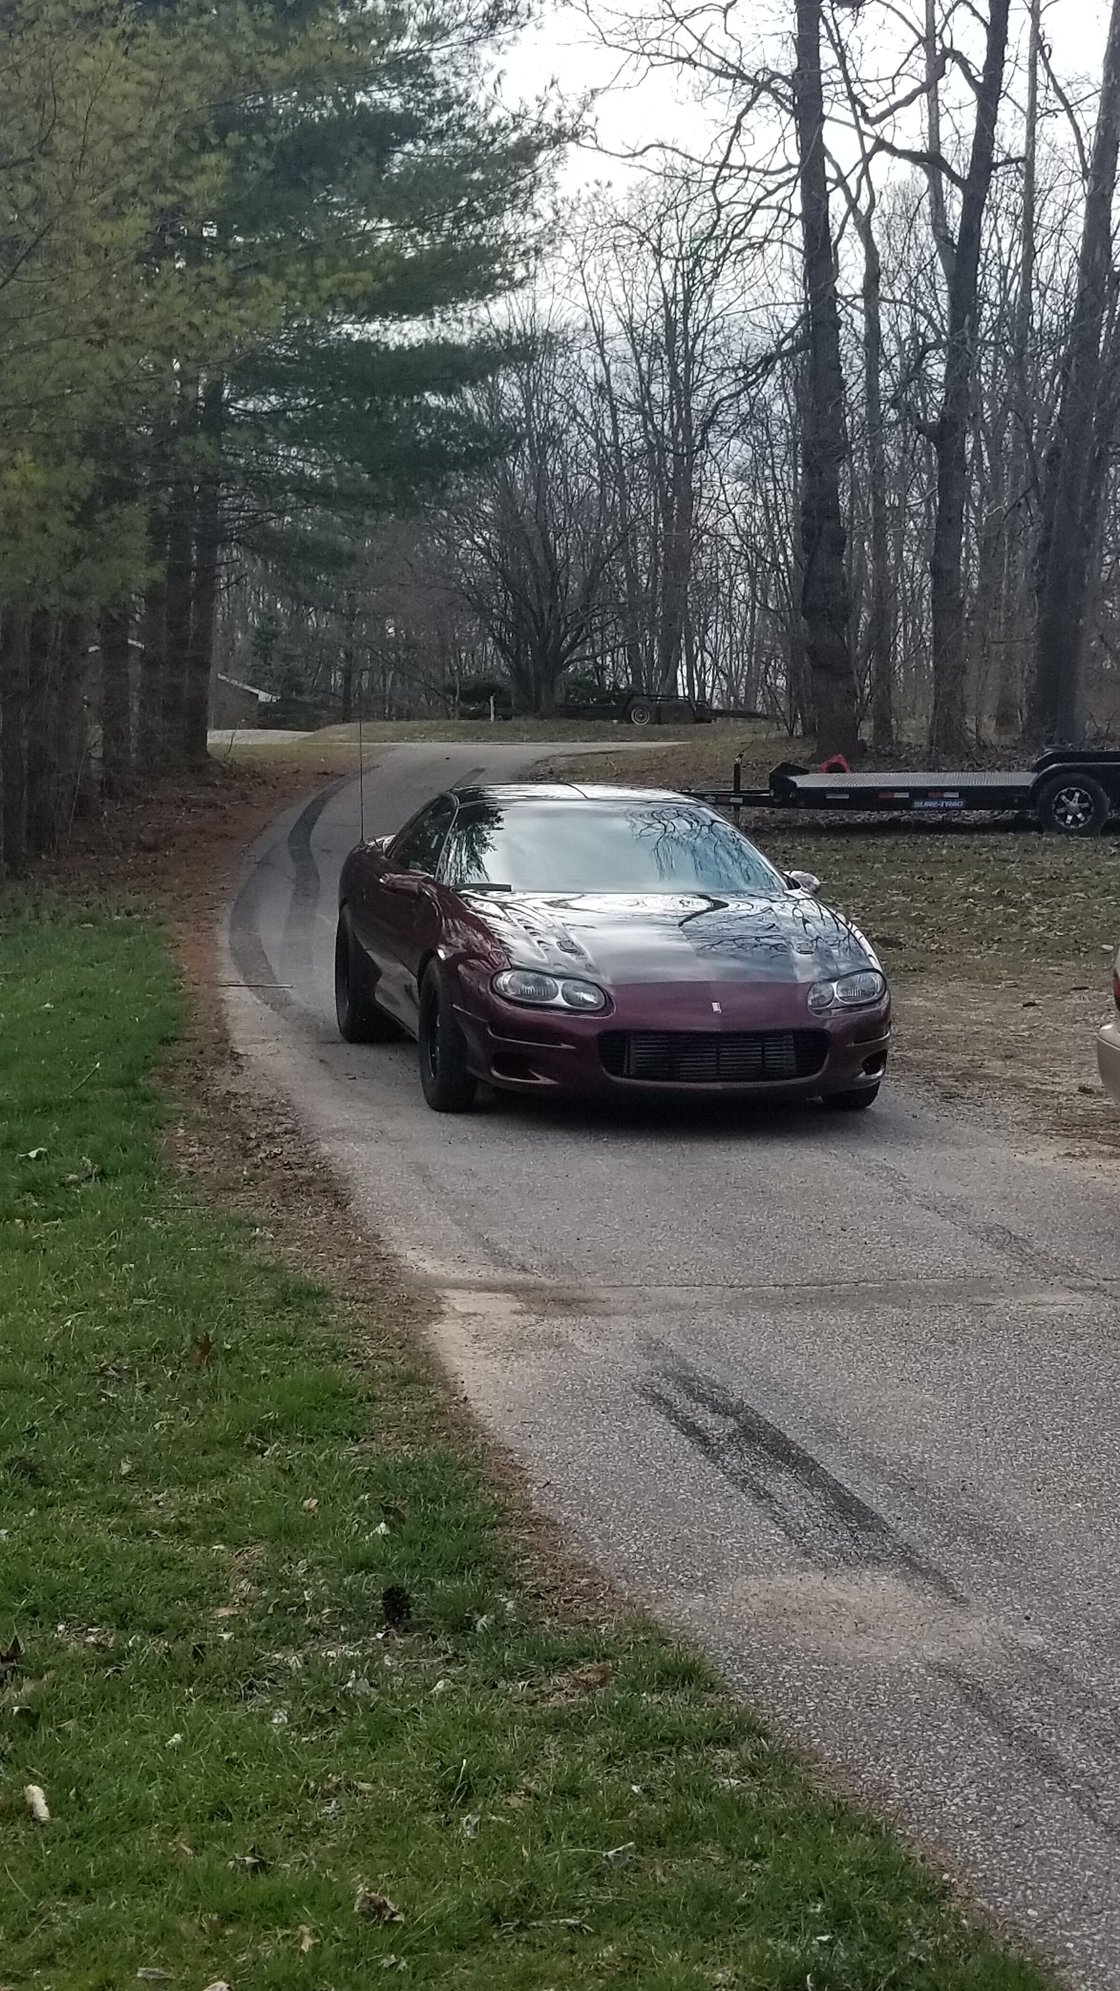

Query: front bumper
left=456, top=990, right=891, bottom=1102
left=1097, top=1018, right=1120, bottom=1107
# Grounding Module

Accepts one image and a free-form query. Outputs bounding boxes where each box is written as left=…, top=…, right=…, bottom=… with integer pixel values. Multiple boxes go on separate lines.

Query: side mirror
left=786, top=869, right=821, bottom=896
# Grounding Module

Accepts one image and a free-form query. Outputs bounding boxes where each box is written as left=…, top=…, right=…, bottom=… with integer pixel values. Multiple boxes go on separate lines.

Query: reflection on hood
left=463, top=891, right=879, bottom=986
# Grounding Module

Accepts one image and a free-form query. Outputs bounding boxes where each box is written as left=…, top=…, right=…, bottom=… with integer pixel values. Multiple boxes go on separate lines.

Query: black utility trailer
left=555, top=689, right=768, bottom=726
left=685, top=748, right=1120, bottom=837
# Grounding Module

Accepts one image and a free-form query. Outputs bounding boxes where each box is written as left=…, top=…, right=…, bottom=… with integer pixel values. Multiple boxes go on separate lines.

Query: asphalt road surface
left=224, top=742, right=1120, bottom=1987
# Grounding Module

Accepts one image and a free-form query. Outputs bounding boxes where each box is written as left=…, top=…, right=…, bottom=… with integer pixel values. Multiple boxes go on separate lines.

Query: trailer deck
left=684, top=749, right=1120, bottom=835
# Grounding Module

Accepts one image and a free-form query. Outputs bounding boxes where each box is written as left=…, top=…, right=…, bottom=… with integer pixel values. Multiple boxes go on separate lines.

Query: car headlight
left=493, top=969, right=607, bottom=1012
left=559, top=979, right=607, bottom=1011
left=808, top=969, right=886, bottom=1013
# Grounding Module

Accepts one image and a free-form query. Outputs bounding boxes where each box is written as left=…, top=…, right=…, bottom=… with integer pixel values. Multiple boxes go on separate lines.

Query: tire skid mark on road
left=279, top=783, right=341, bottom=975
left=639, top=1357, right=960, bottom=1600
left=934, top=1664, right=1120, bottom=1846
left=424, top=1272, right=1091, bottom=1315
left=228, top=779, right=348, bottom=1028
left=856, top=1150, right=1115, bottom=1299
left=641, top=1353, right=1120, bottom=1844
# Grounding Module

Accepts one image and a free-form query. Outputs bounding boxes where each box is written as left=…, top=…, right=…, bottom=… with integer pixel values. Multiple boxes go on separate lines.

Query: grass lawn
left=0, top=901, right=1052, bottom=1989
left=209, top=717, right=701, bottom=771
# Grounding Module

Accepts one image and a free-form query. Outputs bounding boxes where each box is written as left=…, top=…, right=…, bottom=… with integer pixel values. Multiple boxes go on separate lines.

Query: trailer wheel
left=1035, top=772, right=1111, bottom=836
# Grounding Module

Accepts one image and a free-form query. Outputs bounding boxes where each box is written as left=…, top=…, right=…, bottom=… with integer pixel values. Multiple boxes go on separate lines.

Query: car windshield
left=441, top=801, right=787, bottom=897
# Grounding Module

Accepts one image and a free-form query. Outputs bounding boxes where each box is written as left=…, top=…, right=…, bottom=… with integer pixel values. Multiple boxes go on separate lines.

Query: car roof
left=448, top=782, right=692, bottom=806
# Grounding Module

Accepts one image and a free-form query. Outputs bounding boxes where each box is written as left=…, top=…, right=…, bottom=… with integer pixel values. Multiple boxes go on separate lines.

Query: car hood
left=463, top=891, right=880, bottom=987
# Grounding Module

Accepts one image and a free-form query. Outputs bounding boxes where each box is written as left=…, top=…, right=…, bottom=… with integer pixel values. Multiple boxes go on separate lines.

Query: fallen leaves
left=566, top=1660, right=613, bottom=1694
left=355, top=1886, right=403, bottom=1923
left=542, top=1658, right=614, bottom=1706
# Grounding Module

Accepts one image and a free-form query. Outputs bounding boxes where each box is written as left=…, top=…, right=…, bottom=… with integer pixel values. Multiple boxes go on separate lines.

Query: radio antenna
left=357, top=663, right=366, bottom=842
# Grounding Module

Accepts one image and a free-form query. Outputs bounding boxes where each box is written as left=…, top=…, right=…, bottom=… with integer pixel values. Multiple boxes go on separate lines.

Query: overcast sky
left=501, top=0, right=1112, bottom=193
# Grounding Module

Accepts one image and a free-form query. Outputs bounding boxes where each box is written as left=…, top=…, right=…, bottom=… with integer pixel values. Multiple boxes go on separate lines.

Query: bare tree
left=446, top=329, right=625, bottom=712
left=923, top=0, right=1012, bottom=755
left=1030, top=0, right=1120, bottom=743
left=794, top=0, right=856, bottom=754
left=577, top=180, right=747, bottom=699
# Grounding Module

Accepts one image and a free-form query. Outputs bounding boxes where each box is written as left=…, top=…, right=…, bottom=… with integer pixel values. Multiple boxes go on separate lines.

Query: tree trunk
left=138, top=502, right=169, bottom=774
left=163, top=492, right=193, bottom=765
left=656, top=469, right=693, bottom=695
left=184, top=377, right=223, bottom=768
left=1029, top=0, right=1120, bottom=744
left=57, top=613, right=90, bottom=841
left=163, top=382, right=199, bottom=766
left=927, top=0, right=1011, bottom=756
left=0, top=607, right=26, bottom=874
left=924, top=0, right=956, bottom=287
left=793, top=0, right=856, bottom=755
left=340, top=587, right=357, bottom=721
left=100, top=603, right=132, bottom=794
left=994, top=0, right=1041, bottom=739
left=26, top=610, right=57, bottom=857
left=861, top=216, right=894, bottom=750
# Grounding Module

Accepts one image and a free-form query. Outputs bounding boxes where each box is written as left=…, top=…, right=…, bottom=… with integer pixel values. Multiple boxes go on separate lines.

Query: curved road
left=224, top=743, right=1120, bottom=1986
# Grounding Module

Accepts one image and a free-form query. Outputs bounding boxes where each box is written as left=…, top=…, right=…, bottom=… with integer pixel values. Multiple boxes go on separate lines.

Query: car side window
left=389, top=797, right=456, bottom=875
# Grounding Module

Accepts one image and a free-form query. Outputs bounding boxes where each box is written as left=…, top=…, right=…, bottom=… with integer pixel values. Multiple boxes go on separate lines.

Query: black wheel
left=335, top=910, right=399, bottom=1042
left=628, top=698, right=654, bottom=728
left=418, top=965, right=478, bottom=1112
left=1035, top=772, right=1110, bottom=837
left=825, top=1083, right=880, bottom=1113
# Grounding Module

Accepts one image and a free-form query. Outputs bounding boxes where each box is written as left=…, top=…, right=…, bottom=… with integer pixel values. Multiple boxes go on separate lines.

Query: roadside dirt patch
left=892, top=974, right=1120, bottom=1160
left=16, top=759, right=335, bottom=922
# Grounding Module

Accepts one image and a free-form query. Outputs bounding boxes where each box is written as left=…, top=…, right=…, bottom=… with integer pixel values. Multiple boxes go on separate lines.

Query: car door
left=358, top=796, right=456, bottom=1029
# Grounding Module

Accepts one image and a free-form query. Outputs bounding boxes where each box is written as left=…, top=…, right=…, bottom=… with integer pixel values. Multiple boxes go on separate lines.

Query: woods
left=0, top=0, right=550, bottom=867
left=218, top=1, right=1120, bottom=757
left=4, top=0, right=1120, bottom=861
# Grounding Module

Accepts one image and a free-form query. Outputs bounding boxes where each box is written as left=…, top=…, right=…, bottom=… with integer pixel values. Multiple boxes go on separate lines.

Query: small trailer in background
left=556, top=689, right=769, bottom=726
left=684, top=747, right=1120, bottom=836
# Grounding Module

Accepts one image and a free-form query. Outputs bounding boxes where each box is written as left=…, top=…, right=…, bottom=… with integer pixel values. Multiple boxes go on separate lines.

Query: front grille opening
left=599, top=1030, right=828, bottom=1084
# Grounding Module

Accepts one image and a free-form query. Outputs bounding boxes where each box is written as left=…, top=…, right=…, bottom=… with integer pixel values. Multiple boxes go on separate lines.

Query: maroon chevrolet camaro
left=335, top=784, right=890, bottom=1114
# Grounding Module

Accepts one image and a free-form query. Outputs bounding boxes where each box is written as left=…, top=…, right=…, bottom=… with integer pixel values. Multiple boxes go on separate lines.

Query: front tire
left=418, top=965, right=478, bottom=1112
left=1035, top=773, right=1110, bottom=836
left=825, top=1083, right=881, bottom=1113
left=335, top=910, right=399, bottom=1042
